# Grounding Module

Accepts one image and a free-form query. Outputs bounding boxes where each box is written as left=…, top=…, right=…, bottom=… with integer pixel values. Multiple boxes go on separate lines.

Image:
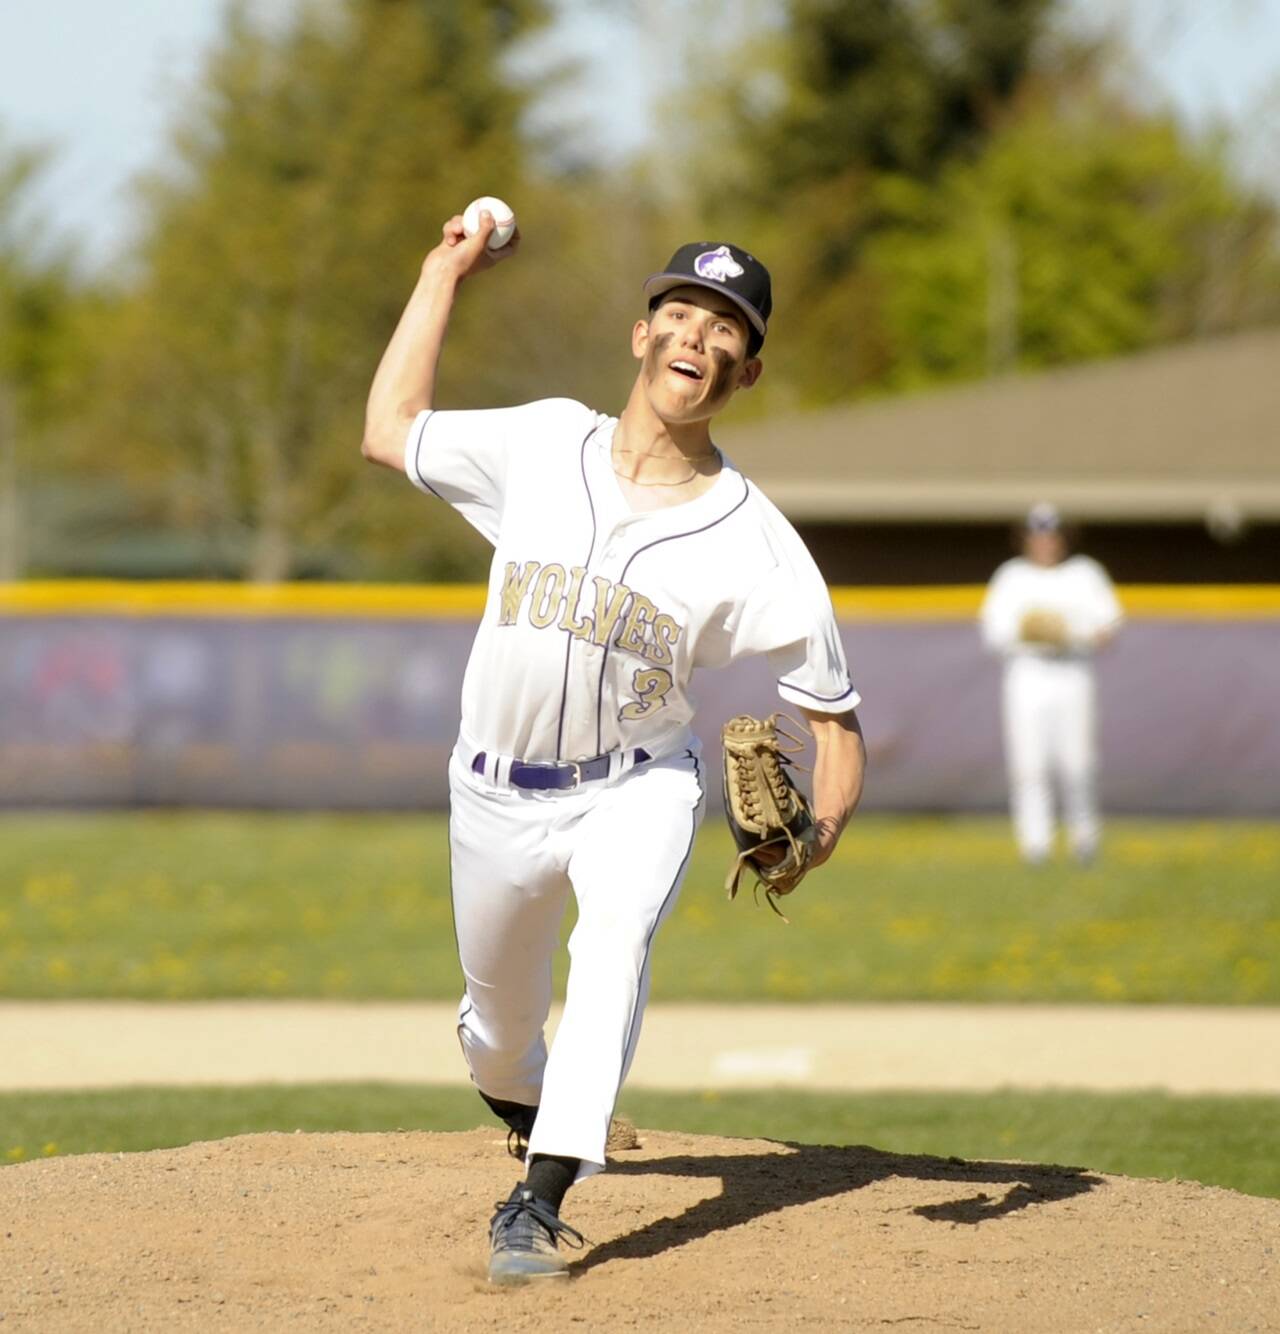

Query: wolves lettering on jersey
left=498, top=561, right=684, bottom=668
left=499, top=560, right=684, bottom=722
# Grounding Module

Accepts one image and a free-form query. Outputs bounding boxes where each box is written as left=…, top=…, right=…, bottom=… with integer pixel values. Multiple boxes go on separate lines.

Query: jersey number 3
left=619, top=667, right=674, bottom=721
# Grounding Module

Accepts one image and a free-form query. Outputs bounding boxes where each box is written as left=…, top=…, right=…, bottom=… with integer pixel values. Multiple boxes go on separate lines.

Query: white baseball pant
left=1001, top=656, right=1100, bottom=862
left=446, top=745, right=705, bottom=1179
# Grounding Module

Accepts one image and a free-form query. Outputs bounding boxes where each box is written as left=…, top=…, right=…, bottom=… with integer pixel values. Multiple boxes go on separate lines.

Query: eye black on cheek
left=707, top=347, right=737, bottom=398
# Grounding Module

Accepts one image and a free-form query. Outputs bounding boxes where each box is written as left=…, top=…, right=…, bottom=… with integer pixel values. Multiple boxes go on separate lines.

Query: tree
left=670, top=0, right=1066, bottom=406
left=864, top=105, right=1280, bottom=388
left=752, top=0, right=1053, bottom=190
left=98, top=0, right=554, bottom=582
left=674, top=0, right=1279, bottom=405
left=0, top=129, right=80, bottom=579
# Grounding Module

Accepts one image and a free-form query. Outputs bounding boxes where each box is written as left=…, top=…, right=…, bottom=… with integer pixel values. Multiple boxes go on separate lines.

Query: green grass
left=1, top=812, right=1278, bottom=1002
left=3, top=1083, right=1277, bottom=1200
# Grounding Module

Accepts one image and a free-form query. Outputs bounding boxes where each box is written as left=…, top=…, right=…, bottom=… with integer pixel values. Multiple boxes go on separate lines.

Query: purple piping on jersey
left=612, top=750, right=703, bottom=1109
left=777, top=678, right=858, bottom=705
left=554, top=423, right=604, bottom=760
left=594, top=475, right=751, bottom=755
left=408, top=411, right=443, bottom=499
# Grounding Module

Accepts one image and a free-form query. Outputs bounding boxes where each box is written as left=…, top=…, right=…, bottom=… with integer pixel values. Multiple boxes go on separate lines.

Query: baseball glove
left=1019, top=607, right=1070, bottom=649
left=721, top=713, right=817, bottom=920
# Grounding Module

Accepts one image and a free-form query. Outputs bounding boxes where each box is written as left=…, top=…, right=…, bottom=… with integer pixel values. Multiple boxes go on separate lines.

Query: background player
left=980, top=503, right=1123, bottom=865
left=360, top=210, right=866, bottom=1283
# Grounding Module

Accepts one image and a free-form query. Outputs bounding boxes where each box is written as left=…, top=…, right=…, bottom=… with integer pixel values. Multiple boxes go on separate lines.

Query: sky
left=1, top=0, right=1278, bottom=271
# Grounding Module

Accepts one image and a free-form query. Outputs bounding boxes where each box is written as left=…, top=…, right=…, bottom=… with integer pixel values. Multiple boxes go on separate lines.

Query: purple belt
left=471, top=747, right=652, bottom=791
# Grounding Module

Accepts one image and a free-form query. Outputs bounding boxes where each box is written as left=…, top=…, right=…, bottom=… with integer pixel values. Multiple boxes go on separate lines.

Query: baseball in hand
left=462, top=195, right=516, bottom=250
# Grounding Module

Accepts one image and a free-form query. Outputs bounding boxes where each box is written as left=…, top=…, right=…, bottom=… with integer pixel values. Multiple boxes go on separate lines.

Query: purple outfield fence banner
left=1, top=604, right=1277, bottom=815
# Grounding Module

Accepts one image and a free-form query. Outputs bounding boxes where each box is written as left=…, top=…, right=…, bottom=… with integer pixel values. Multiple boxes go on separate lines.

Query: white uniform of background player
left=980, top=504, right=1123, bottom=864
left=361, top=215, right=866, bottom=1281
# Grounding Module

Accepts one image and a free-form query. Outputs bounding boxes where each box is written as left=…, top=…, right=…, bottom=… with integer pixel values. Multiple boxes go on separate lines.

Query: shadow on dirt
left=574, top=1142, right=1102, bottom=1273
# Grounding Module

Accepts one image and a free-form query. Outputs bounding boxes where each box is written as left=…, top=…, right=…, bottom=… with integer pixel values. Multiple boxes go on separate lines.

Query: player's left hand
left=1019, top=608, right=1069, bottom=648
left=763, top=813, right=836, bottom=873
left=722, top=713, right=818, bottom=917
left=808, top=814, right=841, bottom=870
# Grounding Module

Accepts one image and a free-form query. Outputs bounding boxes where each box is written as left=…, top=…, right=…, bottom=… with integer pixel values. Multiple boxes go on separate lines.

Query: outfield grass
left=1, top=813, right=1277, bottom=1002
left=2, top=1083, right=1277, bottom=1201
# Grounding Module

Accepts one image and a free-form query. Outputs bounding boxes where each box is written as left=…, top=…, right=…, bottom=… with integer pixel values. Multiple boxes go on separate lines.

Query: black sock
left=525, top=1153, right=578, bottom=1213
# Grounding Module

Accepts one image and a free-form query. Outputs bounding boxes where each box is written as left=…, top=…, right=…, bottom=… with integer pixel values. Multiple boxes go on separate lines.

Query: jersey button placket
left=582, top=528, right=630, bottom=761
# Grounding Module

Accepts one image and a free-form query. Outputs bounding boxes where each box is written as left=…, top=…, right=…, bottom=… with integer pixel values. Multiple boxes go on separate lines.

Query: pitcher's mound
left=2, top=1128, right=1276, bottom=1331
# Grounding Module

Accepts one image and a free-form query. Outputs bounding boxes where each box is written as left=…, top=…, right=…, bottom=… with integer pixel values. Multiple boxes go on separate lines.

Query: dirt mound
left=2, top=1128, right=1276, bottom=1331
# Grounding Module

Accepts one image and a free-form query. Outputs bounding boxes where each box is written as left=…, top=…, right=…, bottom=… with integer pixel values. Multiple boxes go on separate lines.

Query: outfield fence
left=1, top=583, right=1277, bottom=815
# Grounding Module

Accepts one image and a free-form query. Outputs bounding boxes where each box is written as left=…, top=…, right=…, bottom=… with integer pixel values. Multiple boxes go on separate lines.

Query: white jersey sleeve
left=979, top=560, right=1023, bottom=654
left=404, top=398, right=596, bottom=545
left=1073, top=557, right=1125, bottom=646
left=724, top=491, right=860, bottom=714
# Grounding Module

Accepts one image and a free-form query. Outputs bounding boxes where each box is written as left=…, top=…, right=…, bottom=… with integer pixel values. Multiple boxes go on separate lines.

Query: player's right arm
left=361, top=211, right=518, bottom=471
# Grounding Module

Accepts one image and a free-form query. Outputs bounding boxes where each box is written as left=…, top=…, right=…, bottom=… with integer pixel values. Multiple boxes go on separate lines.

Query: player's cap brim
left=643, top=273, right=768, bottom=339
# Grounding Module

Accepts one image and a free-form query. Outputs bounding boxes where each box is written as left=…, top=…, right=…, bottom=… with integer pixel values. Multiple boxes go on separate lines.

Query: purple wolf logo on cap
left=693, top=245, right=745, bottom=283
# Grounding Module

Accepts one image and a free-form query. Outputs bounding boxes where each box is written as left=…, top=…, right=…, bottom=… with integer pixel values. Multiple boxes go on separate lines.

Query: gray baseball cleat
left=488, top=1185, right=585, bottom=1285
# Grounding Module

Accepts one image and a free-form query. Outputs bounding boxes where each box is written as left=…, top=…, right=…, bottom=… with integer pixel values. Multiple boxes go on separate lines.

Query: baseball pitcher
left=361, top=210, right=867, bottom=1283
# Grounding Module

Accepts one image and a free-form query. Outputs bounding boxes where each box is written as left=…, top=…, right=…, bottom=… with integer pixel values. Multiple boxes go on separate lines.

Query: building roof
left=718, top=327, right=1280, bottom=523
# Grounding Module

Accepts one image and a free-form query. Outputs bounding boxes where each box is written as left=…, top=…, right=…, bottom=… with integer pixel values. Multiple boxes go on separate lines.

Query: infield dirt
left=2, top=1127, right=1277, bottom=1332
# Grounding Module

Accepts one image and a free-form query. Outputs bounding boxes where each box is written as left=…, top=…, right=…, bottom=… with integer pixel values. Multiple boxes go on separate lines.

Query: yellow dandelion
left=884, top=916, right=936, bottom=943
left=1091, top=969, right=1126, bottom=1000
left=46, top=958, right=72, bottom=983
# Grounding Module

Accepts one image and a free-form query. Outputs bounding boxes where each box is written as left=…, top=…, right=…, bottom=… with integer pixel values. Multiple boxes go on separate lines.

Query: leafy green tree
left=864, top=106, right=1280, bottom=388
left=673, top=0, right=1065, bottom=407
left=0, top=129, right=81, bottom=579
left=678, top=0, right=1278, bottom=405
left=752, top=0, right=1053, bottom=189
left=98, top=0, right=560, bottom=582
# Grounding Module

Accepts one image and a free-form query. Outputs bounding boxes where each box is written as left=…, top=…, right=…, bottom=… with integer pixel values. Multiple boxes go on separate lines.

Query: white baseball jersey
left=980, top=555, right=1123, bottom=659
left=405, top=397, right=857, bottom=762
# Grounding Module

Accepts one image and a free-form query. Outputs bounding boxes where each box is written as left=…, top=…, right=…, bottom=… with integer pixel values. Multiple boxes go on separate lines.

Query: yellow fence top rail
left=830, top=585, right=1280, bottom=618
left=1, top=581, right=1278, bottom=619
left=0, top=581, right=488, bottom=618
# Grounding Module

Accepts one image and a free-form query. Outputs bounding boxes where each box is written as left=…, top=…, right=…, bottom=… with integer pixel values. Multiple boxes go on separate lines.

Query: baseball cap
left=644, top=242, right=772, bottom=354
left=1025, top=502, right=1062, bottom=533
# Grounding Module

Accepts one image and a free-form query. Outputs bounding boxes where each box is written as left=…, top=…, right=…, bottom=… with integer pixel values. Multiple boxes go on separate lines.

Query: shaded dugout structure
left=720, top=327, right=1280, bottom=585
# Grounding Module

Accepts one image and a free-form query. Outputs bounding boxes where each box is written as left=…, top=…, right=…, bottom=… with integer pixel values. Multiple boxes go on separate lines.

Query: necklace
left=613, top=464, right=701, bottom=487
left=611, top=443, right=719, bottom=487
